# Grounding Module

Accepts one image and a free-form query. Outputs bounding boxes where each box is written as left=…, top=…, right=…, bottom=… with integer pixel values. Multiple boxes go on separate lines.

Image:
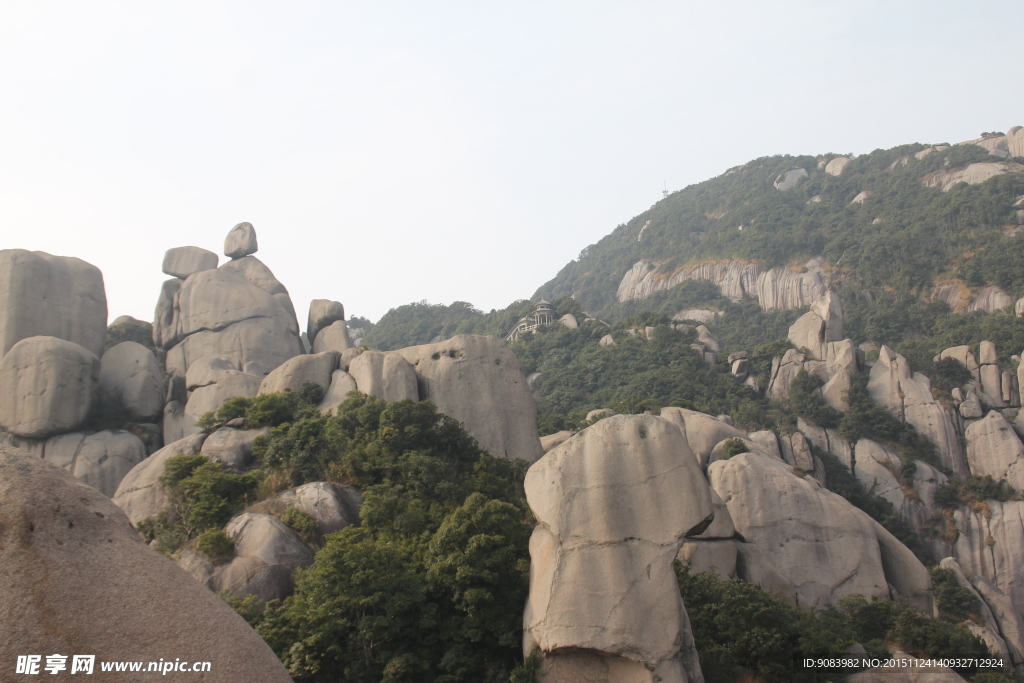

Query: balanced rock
left=0, top=445, right=293, bottom=683
left=113, top=433, right=208, bottom=525
left=348, top=350, right=419, bottom=402
left=523, top=415, right=710, bottom=682
left=224, top=222, right=258, bottom=259
left=258, top=350, right=339, bottom=396
left=98, top=341, right=164, bottom=420
left=0, top=249, right=107, bottom=358
left=250, top=482, right=362, bottom=537
left=161, top=246, right=218, bottom=279
left=306, top=299, right=345, bottom=346
left=0, top=336, right=99, bottom=438
left=397, top=335, right=543, bottom=462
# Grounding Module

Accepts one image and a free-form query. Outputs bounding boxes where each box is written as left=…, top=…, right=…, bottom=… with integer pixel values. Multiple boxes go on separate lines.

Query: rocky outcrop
left=1009, top=126, right=1024, bottom=158
left=940, top=557, right=1022, bottom=668
left=250, top=482, right=362, bottom=537
left=540, top=430, right=574, bottom=453
left=559, top=313, right=578, bottom=329
left=224, top=222, right=258, bottom=259
left=710, top=451, right=932, bottom=609
left=184, top=371, right=262, bottom=427
left=965, top=411, right=1024, bottom=490
left=98, top=341, right=164, bottom=421
left=0, top=336, right=100, bottom=438
left=658, top=407, right=748, bottom=469
left=200, top=426, right=268, bottom=472
left=788, top=291, right=843, bottom=360
left=870, top=346, right=968, bottom=477
left=755, top=258, right=828, bottom=311
left=112, top=433, right=208, bottom=525
left=774, top=167, right=808, bottom=191
left=929, top=283, right=1012, bottom=314
left=161, top=246, right=218, bottom=279
left=523, top=415, right=710, bottom=682
left=258, top=350, right=339, bottom=396
left=397, top=335, right=543, bottom=462
left=42, top=430, right=148, bottom=498
left=348, top=350, right=419, bottom=402
left=306, top=299, right=345, bottom=348
left=0, top=445, right=293, bottom=683
left=311, top=320, right=352, bottom=353
left=0, top=249, right=107, bottom=359
left=317, top=369, right=358, bottom=414
left=825, top=156, right=851, bottom=176
left=922, top=161, right=1024, bottom=192
left=853, top=438, right=943, bottom=532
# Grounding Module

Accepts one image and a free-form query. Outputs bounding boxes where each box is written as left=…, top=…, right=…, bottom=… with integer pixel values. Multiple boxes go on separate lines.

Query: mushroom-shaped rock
left=258, top=350, right=339, bottom=396
left=42, top=430, right=148, bottom=498
left=347, top=350, right=419, bottom=402
left=162, top=246, right=219, bottom=279
left=98, top=341, right=164, bottom=420
left=0, top=336, right=99, bottom=438
left=224, top=222, right=258, bottom=259
left=250, top=482, right=362, bottom=537
left=0, top=446, right=293, bottom=683
left=0, top=249, right=108, bottom=358
left=112, top=433, right=208, bottom=525
left=397, top=335, right=543, bottom=462
left=312, top=320, right=352, bottom=353
left=200, top=427, right=269, bottom=472
left=306, top=299, right=345, bottom=346
left=710, top=452, right=894, bottom=607
left=210, top=512, right=315, bottom=602
left=317, top=369, right=358, bottom=415
left=524, top=415, right=710, bottom=682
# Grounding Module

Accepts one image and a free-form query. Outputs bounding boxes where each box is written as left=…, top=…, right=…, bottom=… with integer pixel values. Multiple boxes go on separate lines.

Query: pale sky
left=2, top=1, right=1022, bottom=325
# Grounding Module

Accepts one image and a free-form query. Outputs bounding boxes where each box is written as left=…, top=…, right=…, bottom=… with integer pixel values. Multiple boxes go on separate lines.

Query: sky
left=2, top=1, right=1023, bottom=325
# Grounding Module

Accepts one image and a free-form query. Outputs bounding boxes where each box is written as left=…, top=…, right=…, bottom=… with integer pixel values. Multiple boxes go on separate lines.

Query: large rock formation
left=709, top=451, right=933, bottom=610
left=348, top=349, right=419, bottom=402
left=0, top=336, right=100, bottom=438
left=0, top=249, right=108, bottom=359
left=397, top=335, right=543, bottom=462
left=43, top=429, right=148, bottom=498
left=224, top=222, right=258, bottom=259
left=98, top=341, right=165, bottom=421
left=112, top=433, right=208, bottom=525
left=523, top=415, right=710, bottom=682
left=965, top=411, right=1024, bottom=491
left=922, top=161, right=1024, bottom=192
left=658, top=407, right=748, bottom=469
left=306, top=299, right=346, bottom=348
left=258, top=351, right=339, bottom=396
left=0, top=445, right=293, bottom=683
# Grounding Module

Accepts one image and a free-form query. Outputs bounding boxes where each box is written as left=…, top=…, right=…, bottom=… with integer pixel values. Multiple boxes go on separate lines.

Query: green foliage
left=105, top=318, right=156, bottom=353
left=931, top=357, right=974, bottom=395
left=788, top=369, right=842, bottom=428
left=220, top=591, right=265, bottom=627
left=280, top=507, right=318, bottom=544
left=719, top=437, right=748, bottom=460
left=934, top=475, right=1021, bottom=510
left=195, top=528, right=235, bottom=562
left=931, top=567, right=982, bottom=623
left=678, top=565, right=991, bottom=682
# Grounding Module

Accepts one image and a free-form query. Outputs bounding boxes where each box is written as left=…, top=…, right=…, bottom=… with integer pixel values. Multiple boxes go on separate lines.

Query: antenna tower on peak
left=662, top=182, right=668, bottom=200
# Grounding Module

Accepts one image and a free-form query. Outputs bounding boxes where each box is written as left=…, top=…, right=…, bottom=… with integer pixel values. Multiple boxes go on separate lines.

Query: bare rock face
left=200, top=427, right=268, bottom=472
left=258, top=351, right=339, bottom=396
left=599, top=333, right=616, bottom=347
left=0, top=249, right=108, bottom=359
left=98, top=341, right=164, bottom=421
left=224, top=222, right=258, bottom=259
left=0, top=336, right=100, bottom=438
left=185, top=371, right=263, bottom=426
left=870, top=346, right=968, bottom=476
left=306, top=299, right=345, bottom=347
left=774, top=167, right=808, bottom=191
left=348, top=350, right=419, bottom=402
left=1009, top=126, right=1024, bottom=158
left=312, top=320, right=352, bottom=353
left=524, top=415, right=711, bottom=683
left=658, top=407, right=748, bottom=469
left=207, top=513, right=315, bottom=602
left=710, top=452, right=903, bottom=607
left=397, top=335, right=543, bottom=462
left=787, top=291, right=843, bottom=360
left=0, top=446, right=293, bottom=683
left=317, top=369, right=358, bottom=415
left=755, top=258, right=828, bottom=311
left=923, top=161, right=1024, bottom=192
left=825, top=156, right=851, bottom=176
left=41, top=430, right=148, bottom=498
left=250, top=482, right=362, bottom=536
left=161, top=246, right=219, bottom=279
left=965, top=411, right=1024, bottom=490
left=112, top=433, right=208, bottom=526
left=940, top=557, right=1022, bottom=668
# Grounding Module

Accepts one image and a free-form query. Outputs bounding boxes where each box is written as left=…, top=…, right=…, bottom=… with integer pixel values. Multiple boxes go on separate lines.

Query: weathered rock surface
left=397, top=335, right=543, bottom=462
left=940, top=557, right=1022, bottom=668
left=98, top=341, right=164, bottom=420
left=112, top=433, right=207, bottom=525
left=348, top=350, right=419, bottom=402
left=317, top=369, right=358, bottom=414
left=658, top=407, right=748, bottom=469
left=250, top=482, right=362, bottom=536
left=258, top=351, right=339, bottom=396
left=774, top=167, right=808, bottom=191
left=524, top=415, right=710, bottom=682
left=825, top=156, right=851, bottom=176
left=756, top=258, right=828, bottom=311
left=540, top=430, right=574, bottom=453
left=965, top=411, right=1024, bottom=490
left=787, top=291, right=842, bottom=360
left=923, top=161, right=1024, bottom=192
left=209, top=513, right=314, bottom=602
left=0, top=446, right=293, bottom=683
left=44, top=430, right=148, bottom=498
left=311, top=319, right=352, bottom=353
left=306, top=299, right=345, bottom=347
left=710, top=451, right=922, bottom=607
left=0, top=336, right=100, bottom=438
left=0, top=249, right=108, bottom=359
left=185, top=371, right=263, bottom=426
left=200, top=427, right=268, bottom=472
left=559, top=313, right=578, bottom=329
left=224, top=222, right=258, bottom=259
left=162, top=246, right=219, bottom=279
